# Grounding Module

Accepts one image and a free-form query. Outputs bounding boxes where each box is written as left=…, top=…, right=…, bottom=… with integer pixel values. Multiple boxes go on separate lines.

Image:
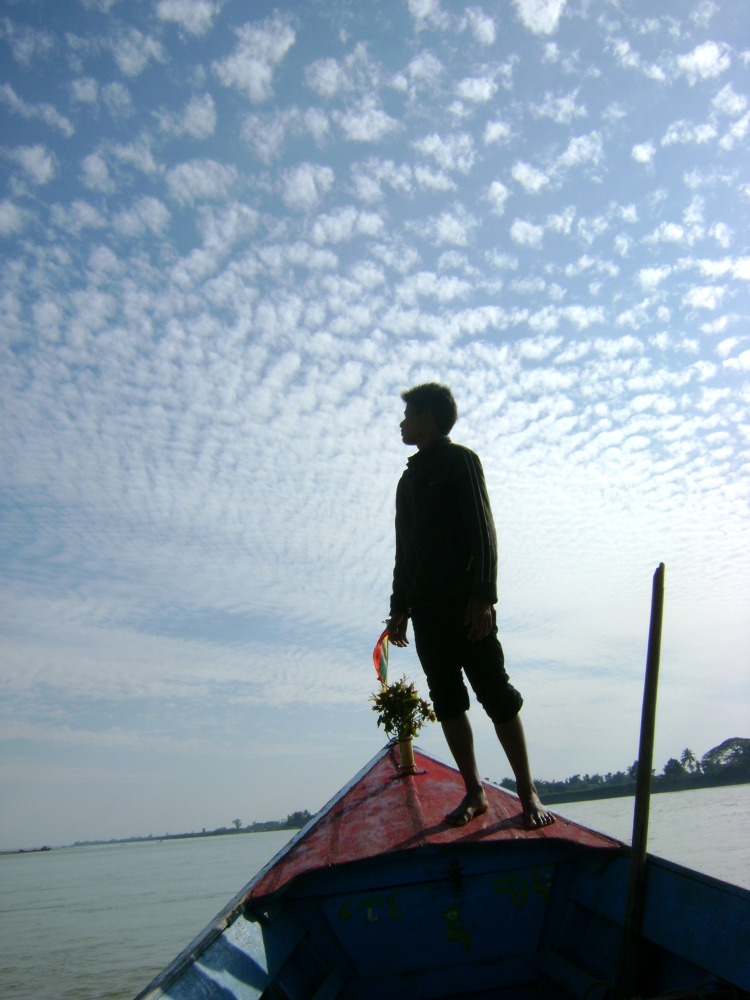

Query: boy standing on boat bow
left=387, top=383, right=554, bottom=830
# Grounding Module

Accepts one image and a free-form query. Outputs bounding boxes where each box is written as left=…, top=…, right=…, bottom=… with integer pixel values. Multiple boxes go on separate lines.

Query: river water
left=1, top=785, right=748, bottom=1000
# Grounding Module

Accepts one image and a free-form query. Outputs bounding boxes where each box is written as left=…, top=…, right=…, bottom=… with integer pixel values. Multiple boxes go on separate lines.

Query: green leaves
left=371, top=676, right=436, bottom=741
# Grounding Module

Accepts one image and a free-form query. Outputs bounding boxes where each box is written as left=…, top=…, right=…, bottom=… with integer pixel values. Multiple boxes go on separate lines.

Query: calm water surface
left=557, top=783, right=750, bottom=890
left=1, top=786, right=748, bottom=1000
left=0, top=830, right=291, bottom=1000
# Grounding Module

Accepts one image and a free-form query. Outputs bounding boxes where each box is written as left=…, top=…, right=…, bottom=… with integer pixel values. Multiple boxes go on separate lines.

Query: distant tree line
left=500, top=737, right=750, bottom=804
left=72, top=810, right=314, bottom=848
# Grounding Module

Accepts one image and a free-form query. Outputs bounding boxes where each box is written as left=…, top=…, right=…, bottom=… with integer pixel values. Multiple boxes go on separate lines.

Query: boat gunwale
left=134, top=745, right=397, bottom=999
left=134, top=743, right=750, bottom=1000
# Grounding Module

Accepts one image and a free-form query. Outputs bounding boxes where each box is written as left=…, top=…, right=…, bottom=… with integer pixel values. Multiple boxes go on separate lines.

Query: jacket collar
left=406, top=436, right=451, bottom=466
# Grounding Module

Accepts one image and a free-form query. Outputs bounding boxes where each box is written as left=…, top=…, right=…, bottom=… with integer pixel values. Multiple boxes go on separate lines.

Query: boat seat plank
left=536, top=950, right=609, bottom=1000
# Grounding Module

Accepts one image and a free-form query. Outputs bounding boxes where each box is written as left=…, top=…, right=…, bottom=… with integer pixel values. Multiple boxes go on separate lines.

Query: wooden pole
left=614, top=562, right=665, bottom=999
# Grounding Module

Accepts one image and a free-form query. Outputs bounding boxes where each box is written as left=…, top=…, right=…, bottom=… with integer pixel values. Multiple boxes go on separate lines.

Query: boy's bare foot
left=519, top=786, right=555, bottom=829
left=445, top=789, right=489, bottom=826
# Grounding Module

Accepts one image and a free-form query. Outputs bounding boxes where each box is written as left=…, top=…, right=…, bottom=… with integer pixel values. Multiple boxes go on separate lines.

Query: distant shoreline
left=535, top=771, right=749, bottom=805
left=0, top=845, right=53, bottom=857
left=1, top=819, right=309, bottom=857
left=4, top=775, right=748, bottom=855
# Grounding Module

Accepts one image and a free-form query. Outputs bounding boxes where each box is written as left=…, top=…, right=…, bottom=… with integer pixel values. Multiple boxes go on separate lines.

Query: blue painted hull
left=137, top=749, right=750, bottom=999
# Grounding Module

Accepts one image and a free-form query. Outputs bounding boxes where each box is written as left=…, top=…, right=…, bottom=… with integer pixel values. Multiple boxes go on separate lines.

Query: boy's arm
left=455, top=449, right=498, bottom=605
left=389, top=480, right=410, bottom=639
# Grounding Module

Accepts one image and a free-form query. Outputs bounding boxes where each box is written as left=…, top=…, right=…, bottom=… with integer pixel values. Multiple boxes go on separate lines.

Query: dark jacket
left=390, top=437, right=498, bottom=614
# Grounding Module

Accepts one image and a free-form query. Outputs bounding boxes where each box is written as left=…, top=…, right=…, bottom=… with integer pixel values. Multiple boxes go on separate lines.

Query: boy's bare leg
left=494, top=714, right=555, bottom=829
left=441, top=713, right=489, bottom=825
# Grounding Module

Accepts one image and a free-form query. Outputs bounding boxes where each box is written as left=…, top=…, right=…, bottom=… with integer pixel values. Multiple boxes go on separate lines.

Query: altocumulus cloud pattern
left=0, top=0, right=748, bottom=847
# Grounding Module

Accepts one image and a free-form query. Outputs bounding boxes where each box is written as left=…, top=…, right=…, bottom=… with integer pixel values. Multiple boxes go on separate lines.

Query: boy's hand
left=387, top=613, right=409, bottom=647
left=464, top=597, right=493, bottom=642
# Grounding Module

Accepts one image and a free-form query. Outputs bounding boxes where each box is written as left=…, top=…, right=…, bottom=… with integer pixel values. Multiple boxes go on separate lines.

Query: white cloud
left=406, top=51, right=444, bottom=89
left=631, top=141, right=655, bottom=164
left=196, top=202, right=259, bottom=252
left=160, top=93, right=217, bottom=139
left=700, top=316, right=730, bottom=336
left=562, top=305, right=605, bottom=330
left=675, top=41, right=731, bottom=84
left=102, top=82, right=133, bottom=118
left=683, top=285, right=726, bottom=310
left=554, top=131, right=603, bottom=172
left=306, top=58, right=346, bottom=99
left=335, top=99, right=400, bottom=142
left=32, top=299, right=64, bottom=338
left=564, top=253, right=618, bottom=279
left=716, top=336, right=740, bottom=359
left=712, top=84, right=748, bottom=117
left=487, top=180, right=510, bottom=215
left=280, top=163, right=335, bottom=212
left=512, top=161, right=549, bottom=194
left=430, top=206, right=477, bottom=246
left=156, top=0, right=219, bottom=36
left=638, top=266, right=671, bottom=290
left=576, top=214, right=608, bottom=244
left=546, top=206, right=576, bottom=234
left=2, top=20, right=55, bottom=65
left=413, top=132, right=475, bottom=173
left=50, top=200, right=106, bottom=234
left=414, top=165, right=455, bottom=191
left=456, top=75, right=497, bottom=103
left=407, top=0, right=451, bottom=32
left=722, top=349, right=750, bottom=372
left=214, top=15, right=295, bottom=102
left=531, top=90, right=586, bottom=124
left=166, top=159, right=238, bottom=204
left=71, top=77, right=98, bottom=104
left=462, top=7, right=496, bottom=45
left=0, top=82, right=74, bottom=137
left=510, top=218, right=544, bottom=247
left=484, top=119, right=512, bottom=145
left=0, top=199, right=26, bottom=236
left=310, top=206, right=384, bottom=245
left=397, top=271, right=471, bottom=305
left=683, top=255, right=750, bottom=281
left=112, top=140, right=160, bottom=177
left=511, top=276, right=546, bottom=296
left=352, top=158, right=413, bottom=202
left=527, top=306, right=559, bottom=333
left=112, top=28, right=164, bottom=77
left=609, top=38, right=666, bottom=81
left=11, top=144, right=56, bottom=185
left=645, top=221, right=688, bottom=245
left=513, top=0, right=566, bottom=36
left=81, top=152, right=114, bottom=193
left=662, top=120, right=717, bottom=146
left=240, top=107, right=329, bottom=163
left=719, top=111, right=750, bottom=151
left=486, top=250, right=518, bottom=271
left=113, top=196, right=171, bottom=237
left=710, top=223, right=732, bottom=248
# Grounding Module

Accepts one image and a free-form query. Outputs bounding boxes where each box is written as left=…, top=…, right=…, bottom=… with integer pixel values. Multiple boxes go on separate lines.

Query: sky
left=1, top=0, right=748, bottom=850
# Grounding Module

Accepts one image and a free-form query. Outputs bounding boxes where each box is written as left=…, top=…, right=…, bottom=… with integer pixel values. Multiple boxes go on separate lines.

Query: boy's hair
left=401, top=383, right=458, bottom=435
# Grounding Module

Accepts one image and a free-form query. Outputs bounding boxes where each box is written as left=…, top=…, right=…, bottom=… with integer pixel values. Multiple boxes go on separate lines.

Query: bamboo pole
left=614, top=562, right=665, bottom=999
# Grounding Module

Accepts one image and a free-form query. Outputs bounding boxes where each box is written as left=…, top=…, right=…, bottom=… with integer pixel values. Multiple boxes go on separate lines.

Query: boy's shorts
left=411, top=597, right=523, bottom=724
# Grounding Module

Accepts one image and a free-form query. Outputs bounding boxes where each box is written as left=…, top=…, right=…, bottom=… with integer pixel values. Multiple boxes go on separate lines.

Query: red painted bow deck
left=249, top=743, right=620, bottom=900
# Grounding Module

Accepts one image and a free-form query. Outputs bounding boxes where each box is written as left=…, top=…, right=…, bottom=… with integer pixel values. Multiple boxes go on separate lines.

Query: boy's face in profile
left=400, top=404, right=433, bottom=447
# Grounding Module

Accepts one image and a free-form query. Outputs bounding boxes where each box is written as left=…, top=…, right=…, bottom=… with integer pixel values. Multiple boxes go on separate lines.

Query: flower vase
left=398, top=736, right=417, bottom=775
